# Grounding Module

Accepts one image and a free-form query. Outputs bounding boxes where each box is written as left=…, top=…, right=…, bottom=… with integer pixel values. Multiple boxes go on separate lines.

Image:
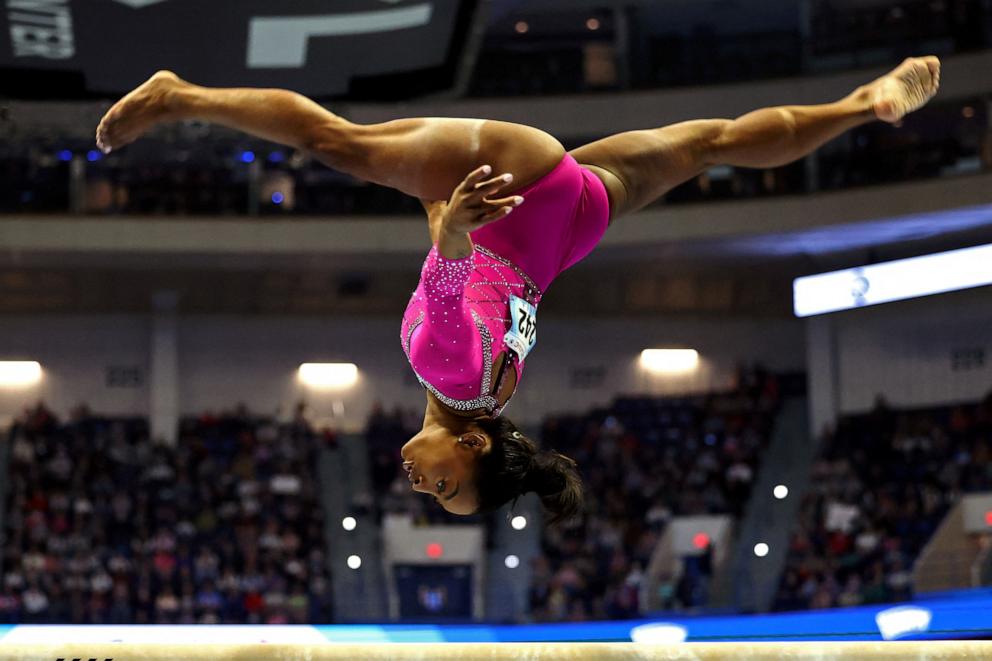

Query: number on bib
left=505, top=295, right=538, bottom=360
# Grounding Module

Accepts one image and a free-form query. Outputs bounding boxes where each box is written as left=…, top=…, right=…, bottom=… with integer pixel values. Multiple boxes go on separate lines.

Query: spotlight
left=586, top=17, right=600, bottom=30
left=240, top=150, right=256, bottom=163
left=0, top=361, right=42, bottom=387
left=754, top=543, right=770, bottom=557
left=640, top=349, right=699, bottom=373
left=298, top=363, right=358, bottom=388
left=773, top=485, right=789, bottom=500
left=341, top=516, right=357, bottom=531
left=504, top=554, right=520, bottom=569
left=510, top=515, right=527, bottom=530
left=346, top=555, right=362, bottom=570
left=271, top=191, right=285, bottom=205
left=57, top=150, right=73, bottom=162
left=514, top=21, right=529, bottom=34
left=86, top=150, right=101, bottom=162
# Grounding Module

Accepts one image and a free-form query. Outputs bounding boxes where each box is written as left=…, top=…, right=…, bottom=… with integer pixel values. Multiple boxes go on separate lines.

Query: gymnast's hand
left=422, top=166, right=525, bottom=255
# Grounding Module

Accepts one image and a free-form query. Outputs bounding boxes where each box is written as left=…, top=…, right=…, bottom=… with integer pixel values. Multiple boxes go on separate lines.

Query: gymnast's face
left=400, top=426, right=490, bottom=515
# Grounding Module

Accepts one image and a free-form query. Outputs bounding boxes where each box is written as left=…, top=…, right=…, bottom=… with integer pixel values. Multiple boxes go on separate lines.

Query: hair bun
left=473, top=417, right=584, bottom=526
left=524, top=450, right=583, bottom=524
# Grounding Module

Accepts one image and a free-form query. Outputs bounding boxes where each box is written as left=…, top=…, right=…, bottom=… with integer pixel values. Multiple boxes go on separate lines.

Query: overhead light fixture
left=298, top=363, right=358, bottom=388
left=0, top=361, right=42, bottom=387
left=639, top=349, right=699, bottom=373
left=793, top=243, right=992, bottom=317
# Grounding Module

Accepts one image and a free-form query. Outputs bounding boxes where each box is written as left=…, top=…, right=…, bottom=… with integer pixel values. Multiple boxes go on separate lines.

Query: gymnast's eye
left=436, top=479, right=446, bottom=494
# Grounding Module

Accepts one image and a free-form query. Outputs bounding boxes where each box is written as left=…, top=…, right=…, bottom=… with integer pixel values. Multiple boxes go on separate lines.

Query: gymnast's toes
left=871, top=56, right=940, bottom=124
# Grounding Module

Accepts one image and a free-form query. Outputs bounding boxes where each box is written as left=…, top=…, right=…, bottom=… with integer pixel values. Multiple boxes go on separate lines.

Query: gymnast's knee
left=307, top=119, right=369, bottom=172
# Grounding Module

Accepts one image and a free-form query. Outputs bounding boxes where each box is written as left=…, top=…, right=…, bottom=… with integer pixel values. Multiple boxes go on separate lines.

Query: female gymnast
left=95, top=56, right=940, bottom=523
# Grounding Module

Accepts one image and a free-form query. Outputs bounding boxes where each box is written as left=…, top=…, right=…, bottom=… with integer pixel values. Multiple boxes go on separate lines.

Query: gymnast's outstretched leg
left=569, top=56, right=941, bottom=221
left=95, top=71, right=565, bottom=202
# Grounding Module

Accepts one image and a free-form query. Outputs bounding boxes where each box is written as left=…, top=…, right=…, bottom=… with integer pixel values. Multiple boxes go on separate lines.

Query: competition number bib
left=505, top=295, right=537, bottom=360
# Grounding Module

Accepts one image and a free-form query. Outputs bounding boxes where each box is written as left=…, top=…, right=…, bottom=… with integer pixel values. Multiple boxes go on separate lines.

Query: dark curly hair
left=473, top=416, right=583, bottom=525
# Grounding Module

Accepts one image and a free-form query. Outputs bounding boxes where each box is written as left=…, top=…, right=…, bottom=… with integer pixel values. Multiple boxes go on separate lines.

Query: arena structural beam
left=3, top=642, right=992, bottom=660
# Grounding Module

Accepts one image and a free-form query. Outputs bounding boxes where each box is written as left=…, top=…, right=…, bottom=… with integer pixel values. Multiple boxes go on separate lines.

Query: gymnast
left=95, top=56, right=940, bottom=523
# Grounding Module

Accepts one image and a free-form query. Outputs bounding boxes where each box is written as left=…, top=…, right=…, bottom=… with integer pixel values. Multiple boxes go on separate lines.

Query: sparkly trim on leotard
left=474, top=245, right=542, bottom=299
left=403, top=308, right=499, bottom=414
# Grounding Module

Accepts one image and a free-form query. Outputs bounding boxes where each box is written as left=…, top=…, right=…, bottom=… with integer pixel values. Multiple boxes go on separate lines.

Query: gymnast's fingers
left=475, top=205, right=515, bottom=227
left=457, top=165, right=494, bottom=194
left=472, top=172, right=514, bottom=197
left=482, top=194, right=524, bottom=210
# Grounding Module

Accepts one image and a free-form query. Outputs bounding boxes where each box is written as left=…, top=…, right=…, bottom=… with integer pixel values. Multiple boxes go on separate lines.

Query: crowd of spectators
left=0, top=402, right=335, bottom=624
left=774, top=391, right=992, bottom=611
left=6, top=382, right=991, bottom=623
left=527, top=367, right=792, bottom=621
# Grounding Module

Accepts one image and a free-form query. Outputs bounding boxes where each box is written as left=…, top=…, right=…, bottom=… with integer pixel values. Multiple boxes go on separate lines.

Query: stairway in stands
left=713, top=396, right=816, bottom=612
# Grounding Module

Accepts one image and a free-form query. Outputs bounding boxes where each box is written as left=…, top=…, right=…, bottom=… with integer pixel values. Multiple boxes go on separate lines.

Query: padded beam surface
left=2, top=642, right=992, bottom=660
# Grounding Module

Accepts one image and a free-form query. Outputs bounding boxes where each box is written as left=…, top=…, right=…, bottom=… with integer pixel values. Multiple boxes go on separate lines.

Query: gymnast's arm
left=408, top=245, right=480, bottom=386
left=422, top=165, right=523, bottom=258
left=410, top=167, right=524, bottom=387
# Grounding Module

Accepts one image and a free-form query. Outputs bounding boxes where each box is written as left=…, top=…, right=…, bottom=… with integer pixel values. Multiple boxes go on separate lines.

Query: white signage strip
left=247, top=4, right=434, bottom=68
left=793, top=243, right=992, bottom=317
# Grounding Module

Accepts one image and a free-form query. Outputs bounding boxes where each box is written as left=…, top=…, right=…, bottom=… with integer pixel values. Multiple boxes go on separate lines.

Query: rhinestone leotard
left=401, top=245, right=541, bottom=416
left=400, top=154, right=612, bottom=416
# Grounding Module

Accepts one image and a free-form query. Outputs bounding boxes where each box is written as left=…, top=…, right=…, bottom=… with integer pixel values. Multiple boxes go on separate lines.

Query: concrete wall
left=5, top=283, right=989, bottom=433
left=805, top=286, right=992, bottom=435
left=834, top=287, right=992, bottom=413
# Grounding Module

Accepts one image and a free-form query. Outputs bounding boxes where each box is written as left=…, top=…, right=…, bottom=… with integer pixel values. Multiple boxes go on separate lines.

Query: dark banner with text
left=0, top=0, right=476, bottom=99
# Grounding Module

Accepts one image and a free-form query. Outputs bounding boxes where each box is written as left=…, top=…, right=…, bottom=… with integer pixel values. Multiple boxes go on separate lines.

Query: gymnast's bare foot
left=869, top=56, right=940, bottom=123
left=96, top=70, right=186, bottom=153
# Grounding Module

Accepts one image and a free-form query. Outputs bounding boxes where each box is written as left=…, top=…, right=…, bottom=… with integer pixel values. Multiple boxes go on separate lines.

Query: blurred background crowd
left=0, top=404, right=335, bottom=624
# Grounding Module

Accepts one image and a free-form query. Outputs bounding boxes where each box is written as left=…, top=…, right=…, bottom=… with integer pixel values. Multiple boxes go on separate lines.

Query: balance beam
left=2, top=642, right=991, bottom=660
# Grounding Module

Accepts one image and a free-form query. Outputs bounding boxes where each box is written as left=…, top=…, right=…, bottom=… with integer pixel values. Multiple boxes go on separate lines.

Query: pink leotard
left=401, top=154, right=611, bottom=415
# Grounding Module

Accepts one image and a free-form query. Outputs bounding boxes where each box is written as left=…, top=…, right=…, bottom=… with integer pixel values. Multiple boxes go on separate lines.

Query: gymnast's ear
left=457, top=432, right=491, bottom=454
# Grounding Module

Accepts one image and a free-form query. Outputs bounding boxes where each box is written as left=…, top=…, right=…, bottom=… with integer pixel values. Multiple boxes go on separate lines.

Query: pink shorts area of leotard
left=469, top=153, right=611, bottom=292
